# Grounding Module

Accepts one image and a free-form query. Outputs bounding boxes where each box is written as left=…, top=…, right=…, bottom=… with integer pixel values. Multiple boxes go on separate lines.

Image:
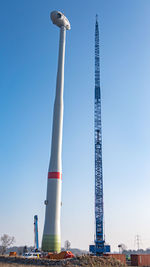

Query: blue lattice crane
left=89, top=15, right=110, bottom=256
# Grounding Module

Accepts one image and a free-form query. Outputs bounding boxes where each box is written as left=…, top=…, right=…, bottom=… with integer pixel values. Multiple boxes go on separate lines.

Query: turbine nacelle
left=50, top=11, right=71, bottom=30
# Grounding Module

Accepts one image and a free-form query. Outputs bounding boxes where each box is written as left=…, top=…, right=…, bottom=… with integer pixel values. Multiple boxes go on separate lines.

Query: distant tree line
left=123, top=248, right=150, bottom=255
left=0, top=235, right=88, bottom=256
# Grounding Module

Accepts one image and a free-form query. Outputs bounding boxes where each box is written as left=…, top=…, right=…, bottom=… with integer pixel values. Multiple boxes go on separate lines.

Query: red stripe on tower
left=48, top=172, right=62, bottom=179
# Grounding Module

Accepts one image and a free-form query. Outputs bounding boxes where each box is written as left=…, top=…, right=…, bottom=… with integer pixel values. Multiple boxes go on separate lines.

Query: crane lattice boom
left=89, top=15, right=110, bottom=256
left=94, top=16, right=104, bottom=254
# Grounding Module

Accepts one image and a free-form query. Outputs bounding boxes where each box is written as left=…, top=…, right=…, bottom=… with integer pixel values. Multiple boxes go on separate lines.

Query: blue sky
left=0, top=0, right=150, bottom=252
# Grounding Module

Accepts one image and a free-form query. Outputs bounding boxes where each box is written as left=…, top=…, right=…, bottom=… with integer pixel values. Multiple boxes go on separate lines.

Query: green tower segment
left=42, top=235, right=61, bottom=252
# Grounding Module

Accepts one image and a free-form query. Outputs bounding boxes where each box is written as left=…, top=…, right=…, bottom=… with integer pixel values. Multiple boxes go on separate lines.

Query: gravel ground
left=0, top=255, right=126, bottom=267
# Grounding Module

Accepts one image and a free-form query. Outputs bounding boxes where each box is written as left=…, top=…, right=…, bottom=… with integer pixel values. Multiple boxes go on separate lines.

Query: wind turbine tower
left=42, top=11, right=70, bottom=253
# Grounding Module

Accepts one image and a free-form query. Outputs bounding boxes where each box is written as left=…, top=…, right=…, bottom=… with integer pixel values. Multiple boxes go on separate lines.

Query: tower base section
left=42, top=234, right=61, bottom=253
left=89, top=242, right=110, bottom=255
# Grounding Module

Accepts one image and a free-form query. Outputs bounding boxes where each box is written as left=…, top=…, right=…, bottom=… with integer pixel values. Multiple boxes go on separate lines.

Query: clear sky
left=0, top=0, right=150, bottom=252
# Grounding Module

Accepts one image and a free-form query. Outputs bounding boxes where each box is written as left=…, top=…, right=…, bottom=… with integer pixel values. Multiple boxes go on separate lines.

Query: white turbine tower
left=42, top=11, right=71, bottom=253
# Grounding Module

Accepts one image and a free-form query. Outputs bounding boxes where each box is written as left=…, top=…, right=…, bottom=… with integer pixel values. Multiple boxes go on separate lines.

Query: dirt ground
left=0, top=255, right=126, bottom=267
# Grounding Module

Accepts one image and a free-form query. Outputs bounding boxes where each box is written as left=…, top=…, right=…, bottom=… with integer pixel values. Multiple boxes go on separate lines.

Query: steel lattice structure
left=94, top=15, right=104, bottom=254
left=89, top=15, right=110, bottom=256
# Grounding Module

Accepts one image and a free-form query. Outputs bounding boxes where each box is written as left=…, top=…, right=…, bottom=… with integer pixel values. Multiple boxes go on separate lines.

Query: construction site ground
left=0, top=255, right=127, bottom=267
